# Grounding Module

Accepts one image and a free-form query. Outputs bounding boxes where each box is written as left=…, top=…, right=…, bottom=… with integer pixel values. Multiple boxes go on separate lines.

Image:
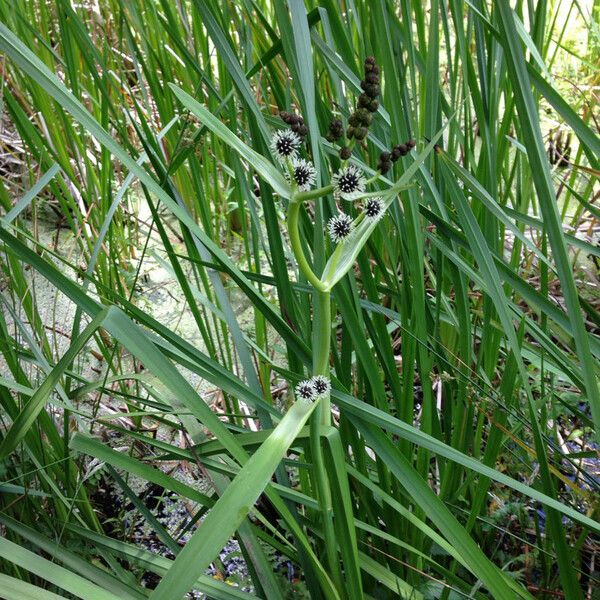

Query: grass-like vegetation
left=0, top=1, right=598, bottom=598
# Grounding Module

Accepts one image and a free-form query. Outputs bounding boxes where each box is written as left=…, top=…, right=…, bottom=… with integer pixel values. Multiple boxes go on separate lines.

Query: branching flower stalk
left=275, top=56, right=419, bottom=592
left=154, top=56, right=422, bottom=600
left=4, top=7, right=597, bottom=598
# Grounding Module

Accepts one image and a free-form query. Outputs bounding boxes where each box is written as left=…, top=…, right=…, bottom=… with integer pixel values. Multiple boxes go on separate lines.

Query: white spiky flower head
left=271, top=129, right=301, bottom=163
left=295, top=379, right=316, bottom=402
left=289, top=158, right=316, bottom=191
left=332, top=164, right=366, bottom=200
left=310, top=375, right=331, bottom=397
left=363, top=196, right=385, bottom=222
left=327, top=213, right=354, bottom=243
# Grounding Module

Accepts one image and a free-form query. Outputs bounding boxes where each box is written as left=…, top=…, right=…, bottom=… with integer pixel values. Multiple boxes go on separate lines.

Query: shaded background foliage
left=0, top=0, right=598, bottom=598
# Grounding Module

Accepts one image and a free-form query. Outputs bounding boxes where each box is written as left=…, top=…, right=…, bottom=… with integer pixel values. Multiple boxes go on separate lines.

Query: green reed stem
left=287, top=200, right=327, bottom=292
left=310, top=288, right=339, bottom=591
left=288, top=191, right=340, bottom=593
left=314, top=289, right=331, bottom=424
left=309, top=409, right=341, bottom=591
left=294, top=184, right=334, bottom=203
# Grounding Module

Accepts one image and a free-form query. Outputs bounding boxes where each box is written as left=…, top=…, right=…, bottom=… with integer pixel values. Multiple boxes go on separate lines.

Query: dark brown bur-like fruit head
left=354, top=126, right=368, bottom=141
left=326, top=118, right=344, bottom=142
left=347, top=57, right=382, bottom=141
left=339, top=146, right=352, bottom=160
left=280, top=110, right=308, bottom=139
left=377, top=151, right=392, bottom=174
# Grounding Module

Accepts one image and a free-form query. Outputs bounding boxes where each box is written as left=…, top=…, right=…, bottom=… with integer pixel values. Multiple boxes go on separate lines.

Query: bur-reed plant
left=0, top=1, right=598, bottom=599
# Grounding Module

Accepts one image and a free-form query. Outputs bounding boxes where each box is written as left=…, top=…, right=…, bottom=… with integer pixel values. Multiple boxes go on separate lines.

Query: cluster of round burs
left=326, top=194, right=386, bottom=244
left=346, top=57, right=380, bottom=145
left=271, top=56, right=398, bottom=247
left=361, top=56, right=381, bottom=100
left=323, top=56, right=381, bottom=160
left=326, top=118, right=344, bottom=143
left=377, top=138, right=416, bottom=174
left=279, top=111, right=308, bottom=138
left=295, top=375, right=331, bottom=402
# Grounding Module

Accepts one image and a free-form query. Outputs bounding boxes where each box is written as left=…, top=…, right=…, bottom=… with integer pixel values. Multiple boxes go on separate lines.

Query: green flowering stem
left=309, top=408, right=341, bottom=591
left=287, top=189, right=340, bottom=592
left=309, top=287, right=339, bottom=589
left=293, top=184, right=334, bottom=203
left=314, top=290, right=332, bottom=421
left=287, top=200, right=327, bottom=292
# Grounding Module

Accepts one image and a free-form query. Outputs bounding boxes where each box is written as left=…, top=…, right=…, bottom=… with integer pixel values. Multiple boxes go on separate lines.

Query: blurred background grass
left=0, top=1, right=598, bottom=598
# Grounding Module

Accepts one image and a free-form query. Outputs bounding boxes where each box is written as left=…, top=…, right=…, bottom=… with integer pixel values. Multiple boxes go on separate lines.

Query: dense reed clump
left=0, top=2, right=598, bottom=600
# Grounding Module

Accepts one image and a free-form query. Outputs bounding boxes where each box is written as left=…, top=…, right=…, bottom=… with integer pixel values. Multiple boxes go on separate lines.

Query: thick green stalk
left=288, top=193, right=341, bottom=593
left=295, top=184, right=334, bottom=203
left=286, top=195, right=332, bottom=417
left=310, top=288, right=340, bottom=590
left=309, top=412, right=342, bottom=593
left=314, top=290, right=332, bottom=423
left=287, top=200, right=327, bottom=291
